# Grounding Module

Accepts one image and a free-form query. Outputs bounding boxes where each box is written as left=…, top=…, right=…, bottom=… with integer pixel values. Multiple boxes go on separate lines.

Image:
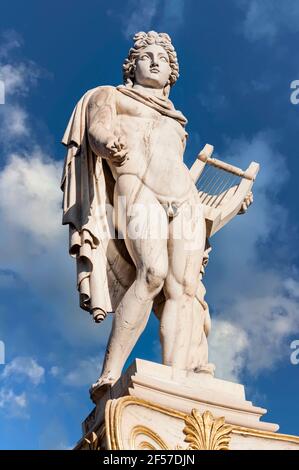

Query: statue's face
left=134, top=44, right=171, bottom=89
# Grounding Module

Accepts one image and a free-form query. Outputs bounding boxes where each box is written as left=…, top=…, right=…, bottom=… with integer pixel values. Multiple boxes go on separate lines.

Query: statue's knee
left=165, top=276, right=196, bottom=300
left=144, top=266, right=166, bottom=293
left=184, top=280, right=197, bottom=298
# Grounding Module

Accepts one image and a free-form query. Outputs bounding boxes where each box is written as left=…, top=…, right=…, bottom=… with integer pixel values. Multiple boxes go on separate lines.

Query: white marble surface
left=78, top=359, right=299, bottom=450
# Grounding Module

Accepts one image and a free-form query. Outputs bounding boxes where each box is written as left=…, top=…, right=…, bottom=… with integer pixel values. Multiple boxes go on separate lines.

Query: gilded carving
left=183, top=409, right=233, bottom=450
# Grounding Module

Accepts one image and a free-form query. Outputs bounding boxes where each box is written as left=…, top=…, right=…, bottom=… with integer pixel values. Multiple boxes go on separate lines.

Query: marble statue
left=61, top=31, right=258, bottom=400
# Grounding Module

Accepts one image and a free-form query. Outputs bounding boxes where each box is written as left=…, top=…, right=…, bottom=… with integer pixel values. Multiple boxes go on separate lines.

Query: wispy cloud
left=236, top=0, right=299, bottom=42
left=2, top=357, right=45, bottom=386
left=0, top=388, right=27, bottom=417
left=0, top=63, right=39, bottom=97
left=52, top=356, right=104, bottom=387
left=0, top=31, right=39, bottom=144
left=0, top=30, right=22, bottom=60
left=114, top=0, right=186, bottom=39
left=0, top=356, right=44, bottom=419
left=0, top=105, right=29, bottom=139
left=122, top=0, right=159, bottom=39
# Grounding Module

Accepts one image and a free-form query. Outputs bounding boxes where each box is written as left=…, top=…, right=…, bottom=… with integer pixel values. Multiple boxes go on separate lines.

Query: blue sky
left=0, top=0, right=299, bottom=449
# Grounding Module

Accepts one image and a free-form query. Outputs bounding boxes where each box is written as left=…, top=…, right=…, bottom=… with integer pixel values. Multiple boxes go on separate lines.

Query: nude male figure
left=86, top=32, right=206, bottom=394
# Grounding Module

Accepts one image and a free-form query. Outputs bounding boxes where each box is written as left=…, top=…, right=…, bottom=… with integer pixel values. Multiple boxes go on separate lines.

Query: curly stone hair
left=122, top=31, right=179, bottom=95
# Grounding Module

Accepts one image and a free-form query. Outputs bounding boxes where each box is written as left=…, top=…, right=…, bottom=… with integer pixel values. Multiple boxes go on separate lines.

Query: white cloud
left=0, top=388, right=27, bottom=410
left=62, top=356, right=103, bottom=387
left=0, top=357, right=44, bottom=418
left=0, top=30, right=22, bottom=60
left=204, top=132, right=299, bottom=380
left=49, top=366, right=61, bottom=377
left=123, top=0, right=159, bottom=39
left=118, top=0, right=185, bottom=39
left=211, top=289, right=299, bottom=378
left=0, top=150, right=63, bottom=242
left=2, top=356, right=45, bottom=385
left=284, top=278, right=299, bottom=299
left=0, top=30, right=39, bottom=98
left=236, top=0, right=299, bottom=42
left=0, top=105, right=29, bottom=138
left=0, top=63, right=39, bottom=97
left=0, top=30, right=40, bottom=142
left=209, top=319, right=249, bottom=382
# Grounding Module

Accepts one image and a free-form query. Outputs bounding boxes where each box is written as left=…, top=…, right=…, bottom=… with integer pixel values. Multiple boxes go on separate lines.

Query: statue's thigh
left=123, top=186, right=169, bottom=273
left=166, top=208, right=205, bottom=295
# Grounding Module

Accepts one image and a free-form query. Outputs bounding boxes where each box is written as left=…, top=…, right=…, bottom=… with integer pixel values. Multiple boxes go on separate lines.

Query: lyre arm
left=190, top=143, right=260, bottom=184
left=197, top=154, right=259, bottom=181
left=190, top=144, right=214, bottom=182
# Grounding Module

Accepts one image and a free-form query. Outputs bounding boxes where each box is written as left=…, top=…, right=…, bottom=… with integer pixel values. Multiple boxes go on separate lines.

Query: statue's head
left=123, top=31, right=179, bottom=97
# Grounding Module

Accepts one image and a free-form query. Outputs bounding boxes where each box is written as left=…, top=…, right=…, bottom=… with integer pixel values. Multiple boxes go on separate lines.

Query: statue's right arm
left=87, top=88, right=115, bottom=156
left=87, top=88, right=127, bottom=165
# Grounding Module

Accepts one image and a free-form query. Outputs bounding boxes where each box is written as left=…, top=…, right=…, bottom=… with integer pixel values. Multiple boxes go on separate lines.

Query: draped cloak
left=61, top=85, right=210, bottom=332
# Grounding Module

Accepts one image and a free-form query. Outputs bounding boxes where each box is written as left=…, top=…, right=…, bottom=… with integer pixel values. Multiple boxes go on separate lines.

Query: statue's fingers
left=114, top=149, right=128, bottom=158
left=112, top=150, right=128, bottom=165
left=106, top=138, right=117, bottom=149
left=118, top=136, right=127, bottom=148
left=117, top=156, right=128, bottom=165
left=114, top=140, right=123, bottom=151
left=118, top=157, right=129, bottom=166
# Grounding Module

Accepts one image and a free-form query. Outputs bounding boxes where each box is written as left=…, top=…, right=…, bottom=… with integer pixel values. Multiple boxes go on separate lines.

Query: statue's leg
left=160, top=197, right=206, bottom=370
left=188, top=298, right=209, bottom=371
left=92, top=179, right=168, bottom=392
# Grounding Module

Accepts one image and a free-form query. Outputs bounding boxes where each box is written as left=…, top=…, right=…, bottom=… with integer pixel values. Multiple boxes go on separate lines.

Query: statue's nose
left=151, top=59, right=159, bottom=68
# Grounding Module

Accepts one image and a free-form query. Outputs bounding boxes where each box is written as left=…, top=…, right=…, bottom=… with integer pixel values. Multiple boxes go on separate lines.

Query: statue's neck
left=132, top=84, right=166, bottom=100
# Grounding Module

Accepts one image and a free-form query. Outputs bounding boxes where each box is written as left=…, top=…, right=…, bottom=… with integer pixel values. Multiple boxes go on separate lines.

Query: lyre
left=190, top=144, right=260, bottom=237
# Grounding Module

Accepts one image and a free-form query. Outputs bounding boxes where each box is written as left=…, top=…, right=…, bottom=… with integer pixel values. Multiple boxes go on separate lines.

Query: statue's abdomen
left=114, top=114, right=193, bottom=199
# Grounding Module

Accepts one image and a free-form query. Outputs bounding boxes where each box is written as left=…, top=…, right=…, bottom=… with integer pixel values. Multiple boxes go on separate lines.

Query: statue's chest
left=115, top=92, right=160, bottom=120
left=115, top=93, right=185, bottom=144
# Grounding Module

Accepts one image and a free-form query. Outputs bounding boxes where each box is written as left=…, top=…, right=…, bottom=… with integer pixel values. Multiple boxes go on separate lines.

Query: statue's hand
left=238, top=191, right=253, bottom=215
left=106, top=135, right=128, bottom=166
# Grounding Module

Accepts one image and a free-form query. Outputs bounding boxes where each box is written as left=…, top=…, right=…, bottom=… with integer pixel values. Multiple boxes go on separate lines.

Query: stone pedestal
left=75, top=359, right=299, bottom=450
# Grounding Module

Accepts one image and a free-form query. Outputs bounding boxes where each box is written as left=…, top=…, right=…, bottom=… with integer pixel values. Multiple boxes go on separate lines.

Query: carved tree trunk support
left=74, top=359, right=299, bottom=450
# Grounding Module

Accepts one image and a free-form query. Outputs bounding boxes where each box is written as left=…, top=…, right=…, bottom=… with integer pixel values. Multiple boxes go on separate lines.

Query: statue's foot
left=89, top=375, right=117, bottom=403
